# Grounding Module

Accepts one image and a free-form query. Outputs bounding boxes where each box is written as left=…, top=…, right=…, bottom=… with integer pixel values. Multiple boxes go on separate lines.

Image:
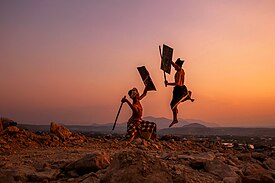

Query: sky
left=1, top=0, right=275, bottom=127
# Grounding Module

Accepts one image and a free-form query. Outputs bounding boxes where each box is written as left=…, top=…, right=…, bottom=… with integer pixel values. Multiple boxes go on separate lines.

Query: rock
left=251, top=152, right=266, bottom=162
left=28, top=169, right=60, bottom=182
left=178, top=152, right=215, bottom=170
left=178, top=152, right=215, bottom=161
left=189, top=159, right=205, bottom=170
left=260, top=174, right=275, bottom=183
left=5, top=126, right=20, bottom=134
left=0, top=170, right=15, bottom=183
left=6, top=165, right=37, bottom=182
left=101, top=149, right=173, bottom=183
left=50, top=122, right=72, bottom=141
left=263, top=158, right=275, bottom=170
left=237, top=153, right=252, bottom=162
left=223, top=176, right=241, bottom=183
left=67, top=170, right=79, bottom=178
left=65, top=152, right=110, bottom=175
left=0, top=119, right=3, bottom=132
left=0, top=138, right=7, bottom=144
left=132, top=138, right=143, bottom=145
left=2, top=144, right=11, bottom=149
left=204, top=159, right=239, bottom=179
left=0, top=118, right=17, bottom=130
left=242, top=163, right=274, bottom=182
left=79, top=172, right=99, bottom=183
left=241, top=176, right=260, bottom=183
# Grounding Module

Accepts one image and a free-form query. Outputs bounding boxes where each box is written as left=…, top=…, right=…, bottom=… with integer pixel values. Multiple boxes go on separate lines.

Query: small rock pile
left=0, top=122, right=88, bottom=152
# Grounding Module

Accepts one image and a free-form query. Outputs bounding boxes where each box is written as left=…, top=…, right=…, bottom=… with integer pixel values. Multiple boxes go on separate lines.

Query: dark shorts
left=170, top=85, right=192, bottom=110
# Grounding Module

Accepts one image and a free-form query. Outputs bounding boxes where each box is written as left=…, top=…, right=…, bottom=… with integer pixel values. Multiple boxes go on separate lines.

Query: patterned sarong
left=126, top=119, right=157, bottom=140
left=170, top=85, right=192, bottom=110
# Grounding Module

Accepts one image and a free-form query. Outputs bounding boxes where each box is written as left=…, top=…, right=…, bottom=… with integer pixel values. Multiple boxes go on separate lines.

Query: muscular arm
left=139, top=86, right=148, bottom=100
left=171, top=61, right=181, bottom=71
left=121, top=98, right=138, bottom=113
left=166, top=70, right=185, bottom=86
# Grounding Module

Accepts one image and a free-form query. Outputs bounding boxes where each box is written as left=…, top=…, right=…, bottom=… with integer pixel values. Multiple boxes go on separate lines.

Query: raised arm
left=171, top=60, right=181, bottom=71
left=139, top=86, right=148, bottom=100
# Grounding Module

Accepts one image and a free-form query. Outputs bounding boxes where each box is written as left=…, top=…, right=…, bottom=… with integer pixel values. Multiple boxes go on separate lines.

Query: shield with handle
left=137, top=66, right=156, bottom=91
left=159, top=44, right=173, bottom=86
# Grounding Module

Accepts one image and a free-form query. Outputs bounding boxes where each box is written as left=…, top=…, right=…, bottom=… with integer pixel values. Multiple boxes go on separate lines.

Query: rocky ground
left=0, top=124, right=274, bottom=183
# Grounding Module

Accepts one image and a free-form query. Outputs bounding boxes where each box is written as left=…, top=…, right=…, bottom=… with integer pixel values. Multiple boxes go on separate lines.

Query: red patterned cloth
left=126, top=119, right=157, bottom=140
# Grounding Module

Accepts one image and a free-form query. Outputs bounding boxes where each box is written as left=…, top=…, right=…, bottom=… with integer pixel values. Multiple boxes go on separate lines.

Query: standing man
left=165, top=58, right=194, bottom=127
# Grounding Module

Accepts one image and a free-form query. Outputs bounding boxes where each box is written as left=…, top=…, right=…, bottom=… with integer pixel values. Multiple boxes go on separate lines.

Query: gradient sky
left=1, top=0, right=275, bottom=127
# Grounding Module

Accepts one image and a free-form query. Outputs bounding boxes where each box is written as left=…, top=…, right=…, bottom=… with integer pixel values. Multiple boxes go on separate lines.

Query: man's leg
left=169, top=106, right=178, bottom=127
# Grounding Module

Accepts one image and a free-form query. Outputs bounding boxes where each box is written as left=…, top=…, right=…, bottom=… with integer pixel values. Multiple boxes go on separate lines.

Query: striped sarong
left=170, top=85, right=192, bottom=110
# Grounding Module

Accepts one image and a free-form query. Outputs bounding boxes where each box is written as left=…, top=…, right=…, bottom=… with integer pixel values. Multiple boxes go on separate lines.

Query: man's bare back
left=175, top=69, right=185, bottom=86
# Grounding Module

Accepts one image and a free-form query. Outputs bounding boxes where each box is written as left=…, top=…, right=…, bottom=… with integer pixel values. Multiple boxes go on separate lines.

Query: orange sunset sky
left=1, top=0, right=275, bottom=127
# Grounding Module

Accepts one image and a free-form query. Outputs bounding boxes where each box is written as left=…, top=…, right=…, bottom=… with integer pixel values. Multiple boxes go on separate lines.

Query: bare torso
left=175, top=69, right=185, bottom=86
left=129, top=101, right=143, bottom=122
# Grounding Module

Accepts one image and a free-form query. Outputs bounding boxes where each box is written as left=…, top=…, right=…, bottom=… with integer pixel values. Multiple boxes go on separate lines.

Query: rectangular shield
left=160, top=44, right=173, bottom=74
left=137, top=66, right=156, bottom=91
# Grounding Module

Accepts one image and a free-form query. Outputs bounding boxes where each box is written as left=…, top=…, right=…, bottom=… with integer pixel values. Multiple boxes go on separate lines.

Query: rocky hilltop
left=0, top=122, right=274, bottom=183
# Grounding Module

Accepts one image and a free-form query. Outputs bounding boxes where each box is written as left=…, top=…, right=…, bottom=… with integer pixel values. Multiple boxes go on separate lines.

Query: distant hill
left=180, top=119, right=219, bottom=127
left=17, top=117, right=275, bottom=137
left=17, top=123, right=127, bottom=135
left=143, top=116, right=219, bottom=129
left=182, top=123, right=207, bottom=128
left=159, top=126, right=275, bottom=137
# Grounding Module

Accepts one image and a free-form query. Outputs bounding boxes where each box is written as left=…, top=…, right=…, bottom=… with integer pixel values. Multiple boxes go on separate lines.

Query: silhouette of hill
left=143, top=116, right=219, bottom=129
left=182, top=123, right=207, bottom=128
left=17, top=123, right=126, bottom=134
left=159, top=126, right=275, bottom=137
left=17, top=116, right=275, bottom=137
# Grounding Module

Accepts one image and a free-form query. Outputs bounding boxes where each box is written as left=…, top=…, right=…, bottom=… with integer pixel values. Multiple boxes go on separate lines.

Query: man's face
left=129, top=88, right=139, bottom=99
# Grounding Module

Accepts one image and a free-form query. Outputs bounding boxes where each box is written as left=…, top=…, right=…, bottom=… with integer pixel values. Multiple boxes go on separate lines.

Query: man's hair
left=128, top=88, right=139, bottom=98
left=175, top=58, right=184, bottom=67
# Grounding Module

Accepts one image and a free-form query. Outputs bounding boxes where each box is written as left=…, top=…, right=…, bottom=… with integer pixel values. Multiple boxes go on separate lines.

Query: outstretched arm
left=171, top=60, right=181, bottom=71
left=165, top=80, right=176, bottom=86
left=139, top=86, right=148, bottom=100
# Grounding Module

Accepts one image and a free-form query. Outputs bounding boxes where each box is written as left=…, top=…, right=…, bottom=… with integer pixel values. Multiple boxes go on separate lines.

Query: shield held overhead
left=160, top=44, right=173, bottom=74
left=137, top=66, right=156, bottom=91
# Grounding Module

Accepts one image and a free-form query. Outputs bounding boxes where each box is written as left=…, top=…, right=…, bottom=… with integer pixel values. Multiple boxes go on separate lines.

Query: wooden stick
left=112, top=96, right=126, bottom=131
left=159, top=45, right=167, bottom=87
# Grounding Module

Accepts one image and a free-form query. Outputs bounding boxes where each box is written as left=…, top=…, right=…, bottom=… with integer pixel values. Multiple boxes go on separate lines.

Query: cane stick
left=159, top=45, right=167, bottom=87
left=112, top=96, right=126, bottom=131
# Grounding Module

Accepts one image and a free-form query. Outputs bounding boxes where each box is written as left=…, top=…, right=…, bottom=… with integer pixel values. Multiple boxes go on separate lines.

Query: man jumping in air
left=165, top=58, right=194, bottom=128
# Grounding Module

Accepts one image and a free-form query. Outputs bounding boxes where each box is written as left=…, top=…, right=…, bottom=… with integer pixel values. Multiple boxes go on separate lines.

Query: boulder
left=0, top=170, right=15, bottom=183
left=223, top=176, right=242, bottom=183
left=101, top=149, right=173, bottom=183
left=237, top=153, right=252, bottom=162
left=263, top=158, right=275, bottom=170
left=251, top=152, right=266, bottom=162
left=0, top=118, right=17, bottom=130
left=242, top=163, right=274, bottom=182
left=79, top=172, right=100, bottom=183
left=204, top=159, right=239, bottom=180
left=65, top=152, right=110, bottom=175
left=5, top=126, right=20, bottom=134
left=50, top=122, right=72, bottom=141
left=28, top=169, right=60, bottom=182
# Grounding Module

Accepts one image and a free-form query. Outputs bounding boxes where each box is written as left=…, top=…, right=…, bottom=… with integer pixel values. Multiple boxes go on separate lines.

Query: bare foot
left=169, top=120, right=178, bottom=128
